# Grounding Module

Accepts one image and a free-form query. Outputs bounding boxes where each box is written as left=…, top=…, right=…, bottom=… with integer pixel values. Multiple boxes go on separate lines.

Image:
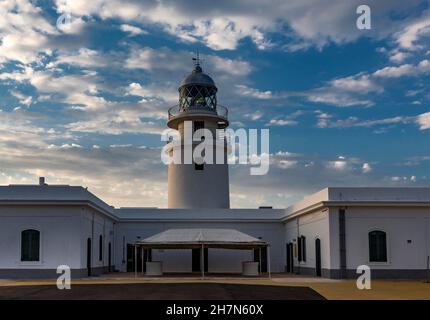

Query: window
left=369, top=230, right=387, bottom=262
left=21, top=229, right=40, bottom=262
left=297, top=236, right=306, bottom=262
left=99, top=235, right=103, bottom=261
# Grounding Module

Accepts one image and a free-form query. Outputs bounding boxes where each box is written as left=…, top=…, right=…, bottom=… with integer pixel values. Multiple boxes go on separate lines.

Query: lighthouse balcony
left=167, top=104, right=229, bottom=129
left=168, top=104, right=228, bottom=120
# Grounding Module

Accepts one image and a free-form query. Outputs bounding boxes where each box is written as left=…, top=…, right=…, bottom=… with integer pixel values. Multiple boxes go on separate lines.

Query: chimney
left=39, top=177, right=46, bottom=186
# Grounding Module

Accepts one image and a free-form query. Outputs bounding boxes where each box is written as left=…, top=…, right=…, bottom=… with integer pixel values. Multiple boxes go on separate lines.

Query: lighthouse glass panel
left=179, top=85, right=217, bottom=111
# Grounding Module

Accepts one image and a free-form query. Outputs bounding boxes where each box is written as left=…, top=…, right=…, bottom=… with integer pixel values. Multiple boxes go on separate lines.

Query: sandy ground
left=1, top=273, right=429, bottom=300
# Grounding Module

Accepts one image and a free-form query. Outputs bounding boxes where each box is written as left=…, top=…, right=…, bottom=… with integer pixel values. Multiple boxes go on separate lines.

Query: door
left=126, top=244, right=143, bottom=272
left=87, top=238, right=92, bottom=277
left=126, top=244, right=134, bottom=272
left=108, top=242, right=112, bottom=272
left=286, top=243, right=294, bottom=273
left=192, top=248, right=208, bottom=272
left=143, top=249, right=152, bottom=272
left=315, top=238, right=322, bottom=277
left=286, top=243, right=291, bottom=272
left=253, top=247, right=267, bottom=273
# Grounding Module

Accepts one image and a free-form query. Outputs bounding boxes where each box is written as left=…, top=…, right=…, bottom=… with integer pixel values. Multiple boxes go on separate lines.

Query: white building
left=1, top=62, right=430, bottom=279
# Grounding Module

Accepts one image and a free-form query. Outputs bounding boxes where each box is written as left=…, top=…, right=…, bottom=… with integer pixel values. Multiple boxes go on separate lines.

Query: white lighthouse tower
left=167, top=56, right=230, bottom=208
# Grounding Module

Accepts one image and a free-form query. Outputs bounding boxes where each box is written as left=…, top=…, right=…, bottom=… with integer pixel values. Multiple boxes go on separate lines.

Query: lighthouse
left=167, top=55, right=230, bottom=208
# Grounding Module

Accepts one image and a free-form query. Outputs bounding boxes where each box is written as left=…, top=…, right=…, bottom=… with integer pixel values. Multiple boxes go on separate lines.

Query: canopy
left=135, top=228, right=268, bottom=249
left=133, top=228, right=271, bottom=278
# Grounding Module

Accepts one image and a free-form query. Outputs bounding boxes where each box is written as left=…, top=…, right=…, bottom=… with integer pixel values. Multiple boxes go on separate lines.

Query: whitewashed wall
left=0, top=206, right=82, bottom=270
left=344, top=206, right=430, bottom=270
left=79, top=207, right=116, bottom=272
left=284, top=209, right=331, bottom=274
left=0, top=205, right=115, bottom=277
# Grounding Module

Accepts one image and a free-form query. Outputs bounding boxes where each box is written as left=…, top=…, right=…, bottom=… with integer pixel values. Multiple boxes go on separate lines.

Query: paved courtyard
left=1, top=274, right=430, bottom=300
left=0, top=282, right=325, bottom=300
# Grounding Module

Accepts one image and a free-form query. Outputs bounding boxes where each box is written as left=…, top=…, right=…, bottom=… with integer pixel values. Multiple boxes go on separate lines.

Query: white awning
left=135, top=228, right=268, bottom=249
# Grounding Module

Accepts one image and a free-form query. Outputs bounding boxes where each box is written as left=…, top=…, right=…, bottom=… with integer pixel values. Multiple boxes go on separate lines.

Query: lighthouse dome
left=179, top=65, right=216, bottom=88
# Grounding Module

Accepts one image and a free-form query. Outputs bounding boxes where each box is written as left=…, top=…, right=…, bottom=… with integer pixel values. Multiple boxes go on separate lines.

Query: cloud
left=208, top=56, right=252, bottom=77
left=125, top=47, right=252, bottom=78
left=315, top=111, right=333, bottom=128
left=243, top=110, right=264, bottom=121
left=417, top=112, right=430, bottom=130
left=307, top=90, right=374, bottom=107
left=0, top=106, right=424, bottom=209
left=373, top=64, right=414, bottom=78
left=327, top=156, right=348, bottom=171
left=28, top=70, right=110, bottom=110
left=373, top=59, right=430, bottom=78
left=52, top=48, right=110, bottom=68
left=388, top=50, right=411, bottom=64
left=1, top=0, right=429, bottom=210
left=303, top=74, right=381, bottom=107
left=0, top=142, right=168, bottom=207
left=330, top=74, right=381, bottom=94
left=126, top=82, right=177, bottom=106
left=315, top=111, right=430, bottom=132
left=236, top=85, right=272, bottom=99
left=394, top=10, right=430, bottom=50
left=10, top=90, right=33, bottom=106
left=302, top=59, right=429, bottom=108
left=316, top=113, right=412, bottom=129
left=0, top=107, right=167, bottom=207
left=362, top=163, right=372, bottom=173
left=267, top=119, right=298, bottom=126
left=228, top=150, right=403, bottom=208
left=120, top=24, right=148, bottom=36
left=66, top=114, right=165, bottom=135
left=0, top=0, right=58, bottom=64
left=125, top=47, right=186, bottom=71
left=51, top=0, right=425, bottom=51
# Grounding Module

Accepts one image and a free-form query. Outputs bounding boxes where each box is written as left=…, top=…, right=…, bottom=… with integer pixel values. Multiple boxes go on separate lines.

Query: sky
left=0, top=0, right=429, bottom=208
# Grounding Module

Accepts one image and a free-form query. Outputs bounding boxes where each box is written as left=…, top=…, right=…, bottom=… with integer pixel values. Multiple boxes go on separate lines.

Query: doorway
left=108, top=242, right=112, bottom=272
left=286, top=243, right=294, bottom=273
left=87, top=238, right=92, bottom=277
left=126, top=244, right=144, bottom=272
left=192, top=248, right=208, bottom=272
left=142, top=249, right=152, bottom=272
left=315, top=238, right=321, bottom=277
left=253, top=247, right=268, bottom=273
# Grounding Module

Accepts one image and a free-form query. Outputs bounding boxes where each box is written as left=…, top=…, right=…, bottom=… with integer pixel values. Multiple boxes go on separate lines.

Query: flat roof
left=115, top=207, right=284, bottom=222
left=283, top=187, right=430, bottom=219
left=1, top=184, right=430, bottom=222
left=0, top=185, right=116, bottom=219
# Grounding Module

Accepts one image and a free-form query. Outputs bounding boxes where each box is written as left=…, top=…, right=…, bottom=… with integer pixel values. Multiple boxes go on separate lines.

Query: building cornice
left=0, top=200, right=118, bottom=221
left=281, top=200, right=430, bottom=222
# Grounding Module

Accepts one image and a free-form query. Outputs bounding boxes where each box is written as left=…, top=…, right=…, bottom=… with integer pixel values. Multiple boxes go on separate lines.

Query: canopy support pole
left=134, top=245, right=137, bottom=279
left=259, top=248, right=262, bottom=275
left=201, top=244, right=205, bottom=280
left=267, top=245, right=272, bottom=279
left=141, top=246, right=144, bottom=276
